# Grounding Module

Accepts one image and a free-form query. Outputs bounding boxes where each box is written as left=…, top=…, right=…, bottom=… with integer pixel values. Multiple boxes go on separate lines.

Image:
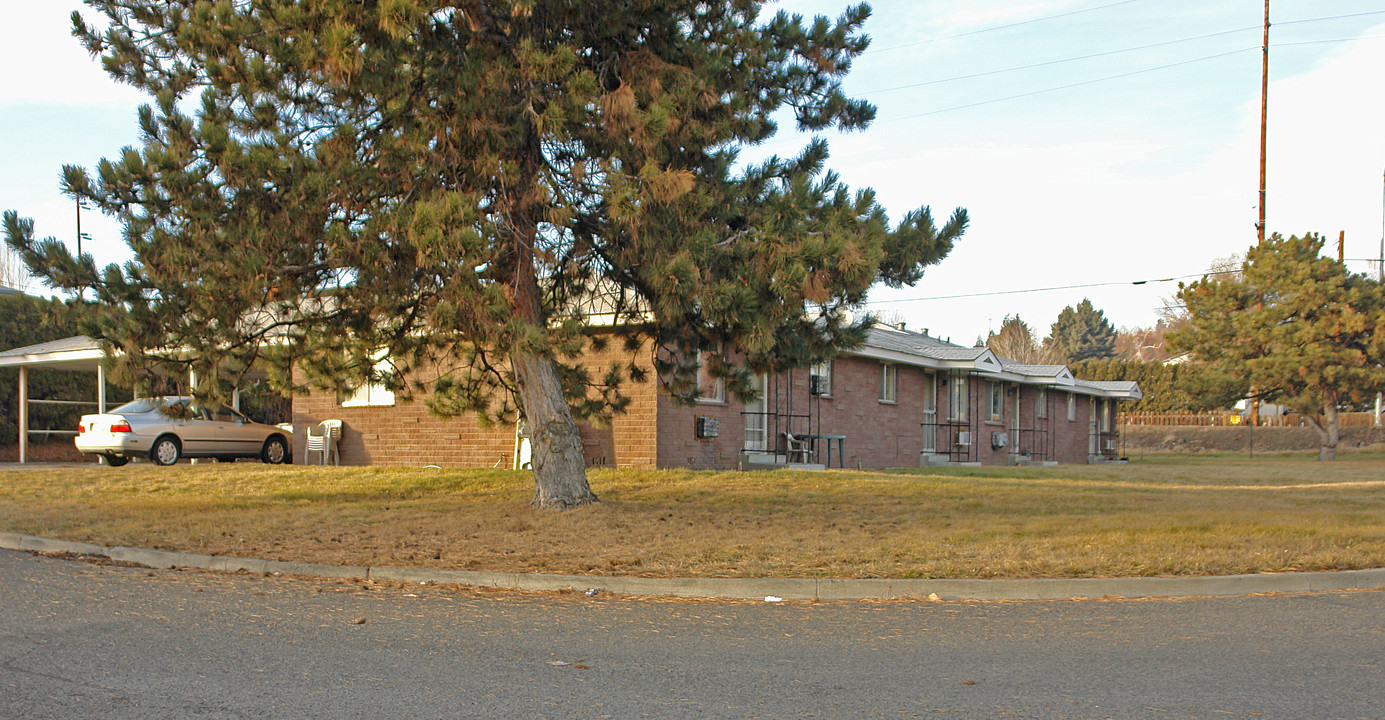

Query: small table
left=804, top=434, right=846, bottom=468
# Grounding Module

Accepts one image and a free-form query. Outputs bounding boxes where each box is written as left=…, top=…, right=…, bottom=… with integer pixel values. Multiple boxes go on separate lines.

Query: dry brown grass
left=2, top=452, right=1383, bottom=579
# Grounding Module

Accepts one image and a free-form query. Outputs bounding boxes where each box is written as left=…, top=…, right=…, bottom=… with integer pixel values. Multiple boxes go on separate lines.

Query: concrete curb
left=4, top=531, right=1384, bottom=601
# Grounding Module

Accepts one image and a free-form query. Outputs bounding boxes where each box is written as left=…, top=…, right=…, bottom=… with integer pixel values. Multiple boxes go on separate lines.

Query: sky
left=2, top=0, right=1384, bottom=346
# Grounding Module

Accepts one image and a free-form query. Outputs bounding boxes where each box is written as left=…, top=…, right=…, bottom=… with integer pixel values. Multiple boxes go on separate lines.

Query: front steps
left=739, top=452, right=826, bottom=471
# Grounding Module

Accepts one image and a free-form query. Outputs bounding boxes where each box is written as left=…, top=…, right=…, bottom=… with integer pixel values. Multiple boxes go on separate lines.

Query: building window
left=878, top=363, right=897, bottom=403
left=1067, top=392, right=1077, bottom=421
left=1036, top=387, right=1048, bottom=419
left=810, top=360, right=832, bottom=397
left=696, top=350, right=725, bottom=403
left=1100, top=399, right=1111, bottom=432
left=986, top=382, right=1003, bottom=423
left=341, top=354, right=396, bottom=407
left=948, top=374, right=968, bottom=421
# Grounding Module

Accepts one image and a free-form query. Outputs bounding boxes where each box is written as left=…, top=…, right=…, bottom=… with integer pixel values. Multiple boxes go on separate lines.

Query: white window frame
left=341, top=353, right=397, bottom=408
left=948, top=374, right=968, bottom=422
left=986, top=381, right=1003, bottom=423
left=1035, top=387, right=1048, bottom=419
left=1067, top=392, right=1077, bottom=421
left=810, top=360, right=832, bottom=397
left=696, top=349, right=726, bottom=404
left=878, top=363, right=897, bottom=403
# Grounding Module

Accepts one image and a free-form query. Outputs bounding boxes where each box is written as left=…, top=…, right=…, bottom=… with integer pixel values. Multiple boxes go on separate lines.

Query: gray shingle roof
left=862, top=326, right=989, bottom=362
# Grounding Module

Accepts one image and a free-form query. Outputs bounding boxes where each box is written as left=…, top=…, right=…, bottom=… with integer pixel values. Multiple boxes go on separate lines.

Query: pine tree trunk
left=1319, top=402, right=1339, bottom=462
left=512, top=347, right=598, bottom=509
left=505, top=212, right=598, bottom=509
left=1305, top=400, right=1340, bottom=462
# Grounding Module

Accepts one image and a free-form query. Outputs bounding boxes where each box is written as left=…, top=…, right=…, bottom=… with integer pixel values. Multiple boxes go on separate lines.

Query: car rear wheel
left=103, top=454, right=129, bottom=467
left=261, top=435, right=289, bottom=464
left=150, top=436, right=181, bottom=466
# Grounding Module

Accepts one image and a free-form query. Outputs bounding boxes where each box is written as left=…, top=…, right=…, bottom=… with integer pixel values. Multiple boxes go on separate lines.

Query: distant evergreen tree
left=1169, top=233, right=1385, bottom=460
left=5, top=1, right=966, bottom=507
left=1047, top=299, right=1116, bottom=363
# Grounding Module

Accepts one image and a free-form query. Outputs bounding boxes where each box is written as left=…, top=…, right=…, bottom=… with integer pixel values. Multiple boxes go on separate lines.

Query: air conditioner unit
left=991, top=432, right=1008, bottom=449
left=956, top=431, right=972, bottom=446
left=696, top=416, right=720, bottom=439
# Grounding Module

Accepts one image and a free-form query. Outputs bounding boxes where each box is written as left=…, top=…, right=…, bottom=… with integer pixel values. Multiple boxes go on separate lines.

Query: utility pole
left=1377, top=168, right=1384, bottom=428
left=1251, top=0, right=1270, bottom=427
left=1256, top=0, right=1270, bottom=245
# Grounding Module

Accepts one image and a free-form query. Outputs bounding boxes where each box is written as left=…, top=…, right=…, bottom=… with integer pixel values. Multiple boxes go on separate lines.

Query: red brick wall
left=1049, top=391, right=1094, bottom=464
left=292, top=337, right=661, bottom=469
left=654, top=357, right=945, bottom=470
left=292, top=368, right=517, bottom=468
left=810, top=357, right=931, bottom=469
left=292, top=338, right=1112, bottom=469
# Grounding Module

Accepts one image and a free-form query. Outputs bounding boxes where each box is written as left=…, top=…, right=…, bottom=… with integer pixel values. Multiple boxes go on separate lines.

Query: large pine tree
left=1169, top=233, right=1385, bottom=460
left=5, top=0, right=966, bottom=506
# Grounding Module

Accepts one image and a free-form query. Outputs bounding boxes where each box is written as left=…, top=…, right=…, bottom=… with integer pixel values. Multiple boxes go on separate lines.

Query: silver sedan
left=75, top=396, right=291, bottom=466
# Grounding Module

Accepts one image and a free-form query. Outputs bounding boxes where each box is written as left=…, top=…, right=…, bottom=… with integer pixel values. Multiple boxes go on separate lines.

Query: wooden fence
left=1119, top=411, right=1382, bottom=428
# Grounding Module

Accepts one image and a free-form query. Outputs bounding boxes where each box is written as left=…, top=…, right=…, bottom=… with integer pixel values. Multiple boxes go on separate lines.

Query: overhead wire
left=856, top=9, right=1385, bottom=120
left=864, top=271, right=1239, bottom=305
left=867, top=0, right=1144, bottom=54
left=862, top=26, right=1260, bottom=94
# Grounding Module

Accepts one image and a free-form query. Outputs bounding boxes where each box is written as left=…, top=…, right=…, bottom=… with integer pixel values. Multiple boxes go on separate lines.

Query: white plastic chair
left=783, top=433, right=813, bottom=464
left=305, top=419, right=342, bottom=465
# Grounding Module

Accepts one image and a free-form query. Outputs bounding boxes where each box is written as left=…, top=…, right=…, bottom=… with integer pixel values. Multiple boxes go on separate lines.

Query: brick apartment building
left=293, top=323, right=1141, bottom=469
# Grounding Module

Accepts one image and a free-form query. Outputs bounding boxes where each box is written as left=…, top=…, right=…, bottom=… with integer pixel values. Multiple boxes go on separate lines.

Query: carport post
left=189, top=368, right=199, bottom=464
left=18, top=366, right=27, bottom=464
left=96, top=365, right=107, bottom=465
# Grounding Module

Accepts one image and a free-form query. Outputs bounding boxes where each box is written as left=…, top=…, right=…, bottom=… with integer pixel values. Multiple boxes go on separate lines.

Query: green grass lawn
left=1, top=452, right=1382, bottom=579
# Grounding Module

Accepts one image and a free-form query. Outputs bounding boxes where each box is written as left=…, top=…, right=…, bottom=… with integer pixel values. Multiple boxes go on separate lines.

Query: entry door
left=921, top=373, right=937, bottom=452
left=744, top=374, right=768, bottom=452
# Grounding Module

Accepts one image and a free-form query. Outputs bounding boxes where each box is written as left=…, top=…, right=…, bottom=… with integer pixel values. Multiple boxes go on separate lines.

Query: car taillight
left=110, top=422, right=133, bottom=433
left=78, top=423, right=85, bottom=434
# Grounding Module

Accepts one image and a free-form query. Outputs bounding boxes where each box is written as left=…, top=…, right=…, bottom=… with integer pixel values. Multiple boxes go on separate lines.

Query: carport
left=1, top=335, right=267, bottom=464
left=0, top=336, right=109, bottom=464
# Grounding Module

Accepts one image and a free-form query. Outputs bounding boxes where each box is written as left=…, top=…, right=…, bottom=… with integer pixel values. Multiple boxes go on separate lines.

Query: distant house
left=294, top=323, right=1140, bottom=470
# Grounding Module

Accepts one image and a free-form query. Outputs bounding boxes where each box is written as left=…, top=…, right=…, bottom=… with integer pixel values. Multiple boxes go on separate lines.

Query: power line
left=868, top=0, right=1143, bottom=54
left=865, top=271, right=1238, bottom=305
left=884, top=47, right=1254, bottom=122
left=863, top=26, right=1258, bottom=95
left=865, top=6, right=1385, bottom=57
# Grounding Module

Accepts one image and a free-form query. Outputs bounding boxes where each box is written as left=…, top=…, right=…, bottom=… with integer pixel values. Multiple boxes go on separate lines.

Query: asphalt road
left=1, top=549, right=1382, bottom=719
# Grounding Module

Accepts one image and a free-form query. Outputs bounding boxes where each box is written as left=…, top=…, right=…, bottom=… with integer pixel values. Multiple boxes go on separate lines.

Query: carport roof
left=0, top=335, right=106, bottom=371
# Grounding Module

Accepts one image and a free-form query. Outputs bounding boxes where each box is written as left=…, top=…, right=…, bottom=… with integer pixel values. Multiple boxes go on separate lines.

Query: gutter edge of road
left=4, top=531, right=1384, bottom=602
